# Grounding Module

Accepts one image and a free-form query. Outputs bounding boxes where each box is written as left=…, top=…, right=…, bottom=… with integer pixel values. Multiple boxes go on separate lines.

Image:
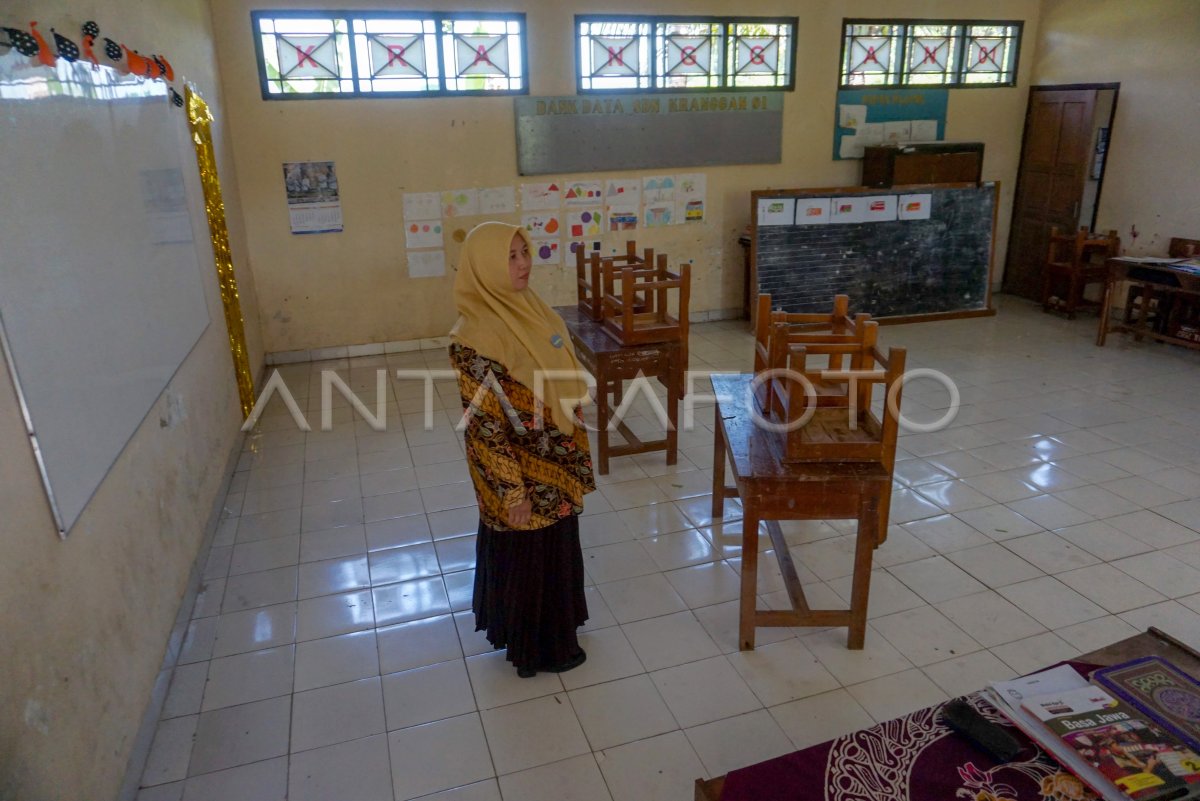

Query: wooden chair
left=1118, top=237, right=1200, bottom=333
left=600, top=255, right=691, bottom=348
left=752, top=293, right=871, bottom=418
left=576, top=240, right=653, bottom=322
left=1041, top=226, right=1120, bottom=318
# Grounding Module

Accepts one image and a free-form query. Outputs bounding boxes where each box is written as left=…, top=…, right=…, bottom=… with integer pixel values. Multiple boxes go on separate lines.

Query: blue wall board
left=833, top=88, right=949, bottom=160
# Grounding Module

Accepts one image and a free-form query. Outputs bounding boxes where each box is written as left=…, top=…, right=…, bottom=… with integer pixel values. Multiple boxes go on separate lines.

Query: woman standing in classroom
left=449, top=222, right=596, bottom=678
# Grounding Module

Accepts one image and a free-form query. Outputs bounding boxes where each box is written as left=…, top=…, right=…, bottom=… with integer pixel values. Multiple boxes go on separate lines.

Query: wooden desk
left=1097, top=258, right=1200, bottom=350
left=710, top=373, right=890, bottom=652
left=695, top=626, right=1200, bottom=801
left=555, top=305, right=680, bottom=476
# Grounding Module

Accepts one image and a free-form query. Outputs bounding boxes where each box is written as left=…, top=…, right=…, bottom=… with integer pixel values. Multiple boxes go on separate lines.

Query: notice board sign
left=834, top=88, right=949, bottom=160
left=515, top=92, right=783, bottom=175
left=750, top=182, right=999, bottom=323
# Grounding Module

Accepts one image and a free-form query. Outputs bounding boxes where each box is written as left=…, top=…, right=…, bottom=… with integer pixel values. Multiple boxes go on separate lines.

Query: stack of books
left=984, top=657, right=1200, bottom=801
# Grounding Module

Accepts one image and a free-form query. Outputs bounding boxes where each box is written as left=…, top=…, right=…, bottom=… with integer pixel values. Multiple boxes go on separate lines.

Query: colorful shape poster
left=898, top=193, right=933, bottom=220
left=408, top=250, right=446, bottom=278
left=478, top=186, right=516, bottom=214
left=567, top=208, right=603, bottom=238
left=863, top=195, right=898, bottom=222
left=757, top=198, right=796, bottom=226
left=531, top=238, right=560, bottom=265
left=403, top=191, right=442, bottom=221
left=284, top=161, right=342, bottom=234
left=520, top=181, right=561, bottom=210
left=563, top=181, right=603, bottom=206
left=567, top=239, right=603, bottom=259
left=675, top=173, right=706, bottom=223
left=405, top=219, right=443, bottom=248
left=607, top=206, right=639, bottom=232
left=604, top=178, right=641, bottom=209
left=522, top=212, right=562, bottom=238
left=441, top=188, right=480, bottom=217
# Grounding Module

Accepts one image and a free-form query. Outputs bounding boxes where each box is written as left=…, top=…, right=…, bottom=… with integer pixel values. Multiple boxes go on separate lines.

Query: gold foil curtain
left=186, top=86, right=255, bottom=418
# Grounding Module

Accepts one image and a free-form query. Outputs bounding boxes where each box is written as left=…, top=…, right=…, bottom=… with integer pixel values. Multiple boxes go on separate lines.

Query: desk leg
left=597, top=374, right=610, bottom=476
left=712, top=408, right=725, bottom=519
left=739, top=506, right=760, bottom=651
left=847, top=494, right=879, bottom=650
left=1097, top=277, right=1114, bottom=346
left=666, top=360, right=679, bottom=466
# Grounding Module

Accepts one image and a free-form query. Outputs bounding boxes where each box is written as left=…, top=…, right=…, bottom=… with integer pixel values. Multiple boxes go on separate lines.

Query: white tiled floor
left=138, top=297, right=1200, bottom=801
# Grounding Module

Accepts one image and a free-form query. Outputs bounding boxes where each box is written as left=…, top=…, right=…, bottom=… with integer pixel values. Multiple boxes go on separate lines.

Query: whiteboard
left=0, top=54, right=212, bottom=536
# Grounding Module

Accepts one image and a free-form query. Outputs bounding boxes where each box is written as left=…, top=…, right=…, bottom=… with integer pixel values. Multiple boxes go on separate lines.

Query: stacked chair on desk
left=752, top=293, right=906, bottom=537
left=1041, top=225, right=1120, bottom=318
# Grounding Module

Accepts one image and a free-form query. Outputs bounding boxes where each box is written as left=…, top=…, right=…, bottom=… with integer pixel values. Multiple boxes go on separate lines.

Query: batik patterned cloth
left=451, top=342, right=595, bottom=530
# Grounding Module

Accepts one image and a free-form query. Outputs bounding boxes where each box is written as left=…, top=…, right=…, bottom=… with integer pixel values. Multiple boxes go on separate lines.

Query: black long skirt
left=473, top=514, right=589, bottom=672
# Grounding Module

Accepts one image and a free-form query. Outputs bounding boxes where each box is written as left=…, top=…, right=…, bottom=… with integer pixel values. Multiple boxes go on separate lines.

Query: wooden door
left=1003, top=89, right=1097, bottom=298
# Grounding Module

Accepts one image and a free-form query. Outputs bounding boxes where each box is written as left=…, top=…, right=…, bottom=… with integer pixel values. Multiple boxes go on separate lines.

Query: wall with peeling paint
left=0, top=0, right=261, bottom=798
left=210, top=0, right=1043, bottom=355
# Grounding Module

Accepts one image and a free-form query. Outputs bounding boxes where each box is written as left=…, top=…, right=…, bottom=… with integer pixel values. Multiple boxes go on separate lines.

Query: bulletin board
left=751, top=182, right=998, bottom=322
left=0, top=55, right=213, bottom=535
left=834, top=88, right=949, bottom=160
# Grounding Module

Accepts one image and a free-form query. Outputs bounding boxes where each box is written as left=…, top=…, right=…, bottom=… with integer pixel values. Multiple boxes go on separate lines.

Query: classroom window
left=252, top=11, right=527, bottom=99
left=576, top=15, right=797, bottom=92
left=839, top=19, right=1021, bottom=88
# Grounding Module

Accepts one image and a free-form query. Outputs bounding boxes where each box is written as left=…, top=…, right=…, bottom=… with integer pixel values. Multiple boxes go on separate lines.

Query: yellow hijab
left=450, top=222, right=589, bottom=434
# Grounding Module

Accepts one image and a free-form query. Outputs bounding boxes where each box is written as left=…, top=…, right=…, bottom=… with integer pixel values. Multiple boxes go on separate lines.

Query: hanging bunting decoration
left=2, top=26, right=39, bottom=56
left=103, top=36, right=121, bottom=61
left=169, top=86, right=183, bottom=107
left=28, top=22, right=56, bottom=67
left=153, top=54, right=174, bottom=81
left=80, top=20, right=99, bottom=67
left=51, top=28, right=79, bottom=62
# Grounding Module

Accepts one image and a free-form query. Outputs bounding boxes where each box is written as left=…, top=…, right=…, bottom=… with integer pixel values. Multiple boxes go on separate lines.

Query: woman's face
left=508, top=233, right=531, bottom=291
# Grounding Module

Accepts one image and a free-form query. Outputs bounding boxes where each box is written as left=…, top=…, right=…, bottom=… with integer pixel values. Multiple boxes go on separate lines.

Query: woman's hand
left=507, top=500, right=532, bottom=527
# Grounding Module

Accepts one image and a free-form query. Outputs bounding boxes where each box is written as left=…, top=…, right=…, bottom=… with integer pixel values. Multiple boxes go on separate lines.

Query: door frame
left=1004, top=82, right=1121, bottom=293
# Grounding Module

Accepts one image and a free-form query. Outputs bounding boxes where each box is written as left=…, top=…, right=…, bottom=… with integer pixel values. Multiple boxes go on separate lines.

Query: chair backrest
left=1047, top=226, right=1120, bottom=269
left=577, top=241, right=653, bottom=320
left=1170, top=237, right=1200, bottom=258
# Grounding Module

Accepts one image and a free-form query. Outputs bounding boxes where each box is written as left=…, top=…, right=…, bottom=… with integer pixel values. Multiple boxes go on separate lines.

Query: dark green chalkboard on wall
left=750, top=182, right=998, bottom=324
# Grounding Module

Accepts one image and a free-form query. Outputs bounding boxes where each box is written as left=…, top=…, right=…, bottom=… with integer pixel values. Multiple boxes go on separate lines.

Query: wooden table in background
left=555, top=305, right=680, bottom=476
left=1097, top=257, right=1200, bottom=350
left=695, top=627, right=1200, bottom=801
left=710, top=373, right=889, bottom=652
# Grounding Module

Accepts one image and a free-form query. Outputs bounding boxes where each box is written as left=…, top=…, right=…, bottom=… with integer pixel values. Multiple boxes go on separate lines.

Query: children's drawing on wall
left=522, top=212, right=561, bottom=238
left=408, top=249, right=446, bottom=278
left=283, top=161, right=342, bottom=234
left=403, top=191, right=441, bottom=220
left=608, top=206, right=638, bottom=232
left=674, top=173, right=706, bottom=224
left=567, top=209, right=602, bottom=239
left=520, top=181, right=560, bottom=211
left=605, top=179, right=641, bottom=209
left=478, top=186, right=516, bottom=214
left=442, top=188, right=480, bottom=217
left=405, top=220, right=443, bottom=249
left=564, top=181, right=602, bottom=206
left=531, top=238, right=560, bottom=266
left=568, top=239, right=603, bottom=259
left=643, top=175, right=675, bottom=227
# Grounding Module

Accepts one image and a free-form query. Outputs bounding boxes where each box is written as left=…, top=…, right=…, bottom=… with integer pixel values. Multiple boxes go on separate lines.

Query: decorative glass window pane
left=442, top=18, right=524, bottom=92
left=843, top=24, right=897, bottom=86
left=728, top=22, right=792, bottom=88
left=578, top=20, right=651, bottom=90
left=353, top=18, right=438, bottom=93
left=656, top=21, right=720, bottom=90
left=963, top=24, right=1018, bottom=84
left=903, top=24, right=959, bottom=86
left=258, top=16, right=352, bottom=95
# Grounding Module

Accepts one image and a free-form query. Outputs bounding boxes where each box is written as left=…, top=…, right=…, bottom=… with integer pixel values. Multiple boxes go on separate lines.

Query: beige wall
left=0, top=0, right=259, bottom=798
left=211, top=0, right=1042, bottom=354
left=1032, top=0, right=1200, bottom=255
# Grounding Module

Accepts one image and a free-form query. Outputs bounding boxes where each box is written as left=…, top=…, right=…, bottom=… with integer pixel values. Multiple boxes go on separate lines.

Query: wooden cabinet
left=861, top=143, right=984, bottom=187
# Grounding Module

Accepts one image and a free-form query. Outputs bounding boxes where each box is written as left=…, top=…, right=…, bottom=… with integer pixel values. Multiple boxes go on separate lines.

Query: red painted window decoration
left=841, top=20, right=1020, bottom=88
left=253, top=12, right=525, bottom=99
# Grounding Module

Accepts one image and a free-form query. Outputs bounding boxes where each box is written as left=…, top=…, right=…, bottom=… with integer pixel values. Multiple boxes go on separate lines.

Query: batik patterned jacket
left=450, top=343, right=595, bottom=530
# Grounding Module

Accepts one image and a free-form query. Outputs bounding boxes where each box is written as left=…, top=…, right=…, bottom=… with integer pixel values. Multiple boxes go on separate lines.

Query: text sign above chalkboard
left=752, top=183, right=998, bottom=321
left=514, top=92, right=783, bottom=175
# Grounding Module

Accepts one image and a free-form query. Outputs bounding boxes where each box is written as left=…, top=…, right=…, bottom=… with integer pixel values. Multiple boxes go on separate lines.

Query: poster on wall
left=833, top=88, right=948, bottom=160
left=675, top=173, right=706, bottom=223
left=283, top=161, right=343, bottom=234
left=408, top=250, right=446, bottom=278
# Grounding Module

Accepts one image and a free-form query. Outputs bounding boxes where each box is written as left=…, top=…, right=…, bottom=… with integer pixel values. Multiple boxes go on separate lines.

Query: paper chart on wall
left=863, top=195, right=898, bottom=222
left=604, top=178, right=641, bottom=210
left=830, top=197, right=868, bottom=224
left=898, top=193, right=933, bottom=220
left=403, top=191, right=442, bottom=221
left=522, top=212, right=562, bottom=238
left=757, top=198, right=796, bottom=226
left=607, top=205, right=639, bottom=232
left=883, top=120, right=912, bottom=144
left=478, top=186, right=516, bottom=214
left=796, top=198, right=831, bottom=225
left=531, top=238, right=560, bottom=266
left=643, top=202, right=673, bottom=227
left=567, top=208, right=603, bottom=238
left=405, top=220, right=444, bottom=249
left=674, top=173, right=706, bottom=223
left=567, top=239, right=603, bottom=259
left=910, top=119, right=939, bottom=142
left=520, top=181, right=561, bottom=210
left=408, top=250, right=446, bottom=278
left=563, top=181, right=603, bottom=206
left=442, top=188, right=480, bottom=218
left=839, top=104, right=867, bottom=129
